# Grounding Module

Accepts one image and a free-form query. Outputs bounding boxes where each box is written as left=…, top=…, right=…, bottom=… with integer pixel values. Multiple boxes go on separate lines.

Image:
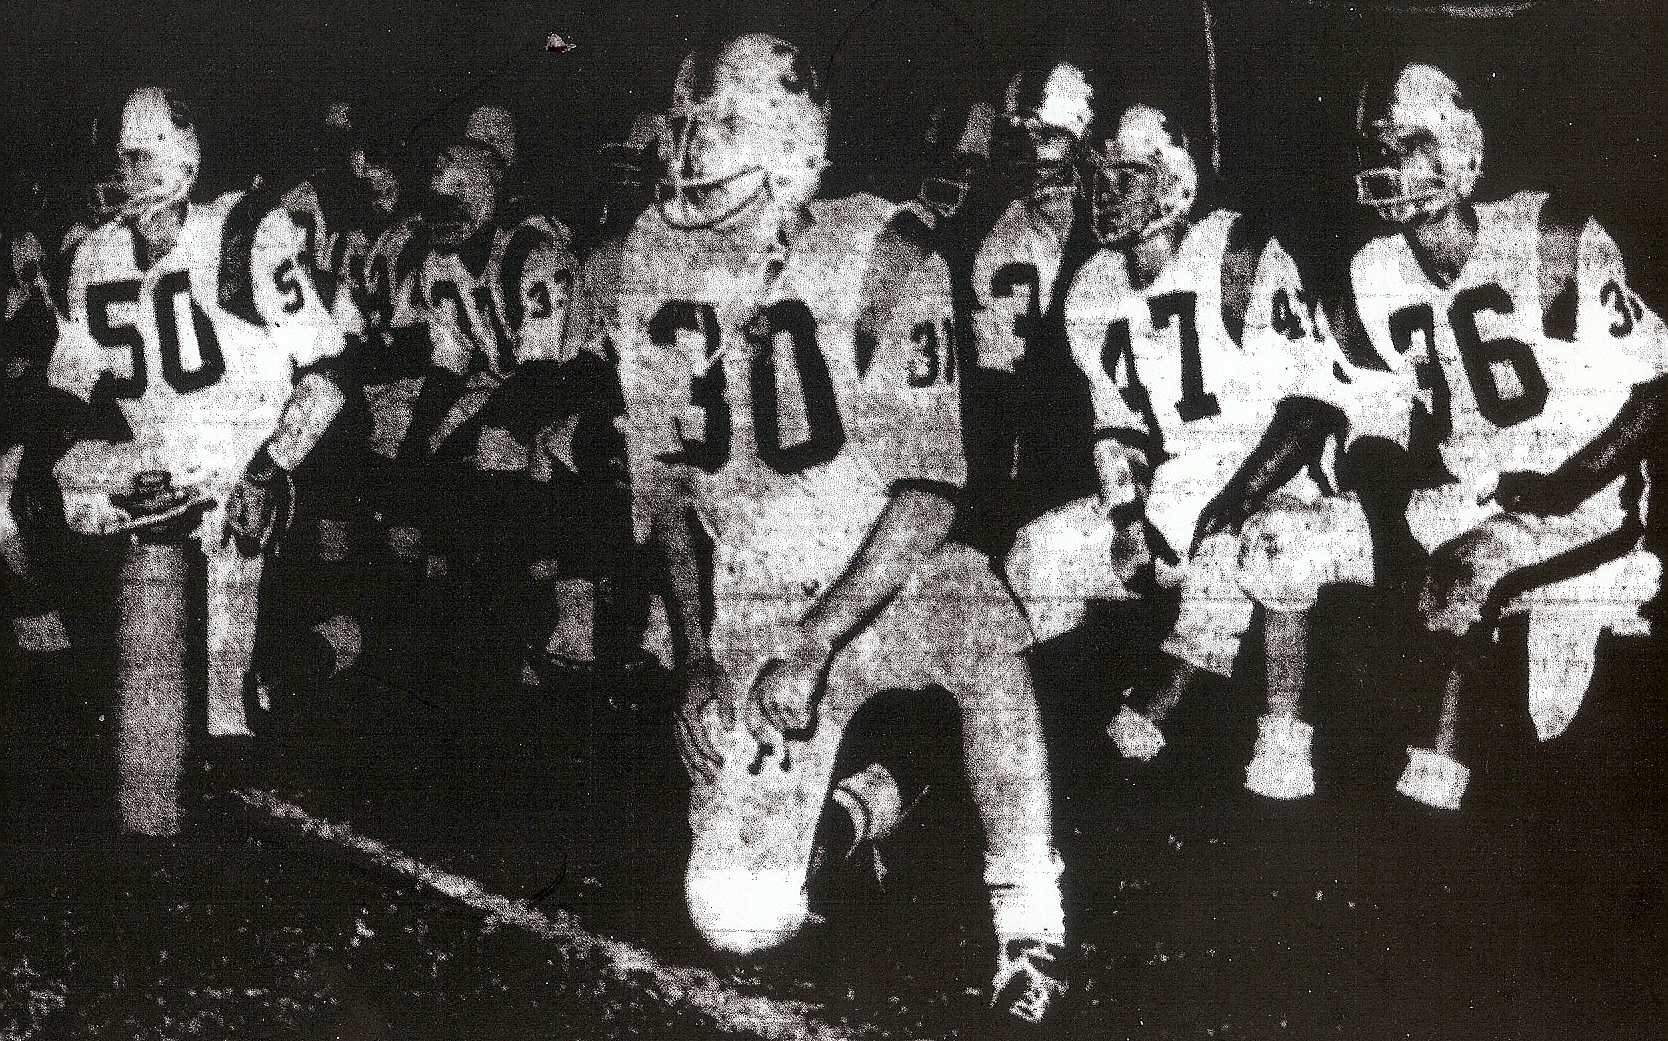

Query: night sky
left=1, top=0, right=1661, bottom=293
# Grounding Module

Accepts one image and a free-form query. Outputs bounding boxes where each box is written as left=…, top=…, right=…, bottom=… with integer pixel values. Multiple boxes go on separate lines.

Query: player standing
left=614, top=35, right=1067, bottom=1024
left=47, top=87, right=350, bottom=737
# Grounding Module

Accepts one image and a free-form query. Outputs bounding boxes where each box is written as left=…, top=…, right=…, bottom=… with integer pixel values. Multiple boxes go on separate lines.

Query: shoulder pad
left=219, top=185, right=291, bottom=326
left=1219, top=211, right=1276, bottom=347
left=1535, top=190, right=1586, bottom=342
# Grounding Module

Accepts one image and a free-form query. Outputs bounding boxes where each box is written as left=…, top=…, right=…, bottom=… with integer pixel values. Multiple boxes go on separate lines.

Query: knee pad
left=685, top=864, right=809, bottom=955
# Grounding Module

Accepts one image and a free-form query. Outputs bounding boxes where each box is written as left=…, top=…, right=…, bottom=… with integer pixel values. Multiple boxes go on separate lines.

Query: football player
left=616, top=34, right=1066, bottom=1024
left=1197, top=63, right=1665, bottom=809
left=369, top=137, right=632, bottom=678
left=46, top=87, right=350, bottom=737
left=1003, top=104, right=1360, bottom=797
left=968, top=63, right=1100, bottom=554
left=568, top=112, right=667, bottom=363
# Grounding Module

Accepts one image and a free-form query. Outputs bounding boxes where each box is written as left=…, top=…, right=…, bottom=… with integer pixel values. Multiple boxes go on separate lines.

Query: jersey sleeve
left=249, top=207, right=345, bottom=370
left=1061, top=261, right=1146, bottom=446
left=850, top=251, right=967, bottom=494
left=506, top=232, right=578, bottom=365
left=564, top=242, right=623, bottom=364
left=1574, top=217, right=1668, bottom=381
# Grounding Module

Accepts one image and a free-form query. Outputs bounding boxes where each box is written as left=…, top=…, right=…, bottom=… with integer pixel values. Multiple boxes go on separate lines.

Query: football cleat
left=1396, top=746, right=1469, bottom=810
left=992, top=937, right=1067, bottom=1026
left=1107, top=701, right=1165, bottom=761
left=1244, top=713, right=1316, bottom=800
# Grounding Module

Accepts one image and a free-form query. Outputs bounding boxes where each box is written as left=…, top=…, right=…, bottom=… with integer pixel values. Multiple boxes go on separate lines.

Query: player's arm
left=1494, top=217, right=1668, bottom=515
left=1191, top=241, right=1351, bottom=552
left=507, top=231, right=577, bottom=366
left=750, top=255, right=964, bottom=736
left=225, top=205, right=350, bottom=555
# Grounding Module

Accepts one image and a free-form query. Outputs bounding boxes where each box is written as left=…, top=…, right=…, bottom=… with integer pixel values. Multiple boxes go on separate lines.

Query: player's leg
left=1003, top=494, right=1146, bottom=645
left=1, top=443, right=68, bottom=653
left=906, top=544, right=1066, bottom=1023
left=1236, top=491, right=1376, bottom=798
left=1109, top=525, right=1253, bottom=761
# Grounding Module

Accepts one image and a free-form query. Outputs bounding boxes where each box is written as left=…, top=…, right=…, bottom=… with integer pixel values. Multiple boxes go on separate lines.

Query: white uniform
left=371, top=216, right=577, bottom=461
left=1008, top=210, right=1347, bottom=673
left=49, top=193, right=344, bottom=733
left=616, top=195, right=1051, bottom=954
left=1344, top=191, right=1666, bottom=736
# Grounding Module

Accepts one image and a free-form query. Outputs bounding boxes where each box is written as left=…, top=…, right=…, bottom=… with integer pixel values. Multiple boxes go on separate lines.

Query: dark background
left=1, top=0, right=1662, bottom=291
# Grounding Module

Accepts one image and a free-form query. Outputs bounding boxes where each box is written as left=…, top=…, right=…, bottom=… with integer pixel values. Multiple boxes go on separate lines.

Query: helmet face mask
left=1354, top=63, right=1483, bottom=227
left=997, top=64, right=1093, bottom=201
left=658, top=34, right=828, bottom=232
left=424, top=144, right=500, bottom=248
left=1087, top=104, right=1197, bottom=250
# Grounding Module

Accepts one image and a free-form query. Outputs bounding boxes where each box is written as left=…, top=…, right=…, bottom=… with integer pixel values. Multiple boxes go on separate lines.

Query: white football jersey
left=971, top=199, right=1074, bottom=374
left=1345, top=190, right=1668, bottom=494
left=386, top=216, right=578, bottom=377
left=1064, top=209, right=1334, bottom=478
left=49, top=193, right=343, bottom=500
left=616, top=195, right=964, bottom=605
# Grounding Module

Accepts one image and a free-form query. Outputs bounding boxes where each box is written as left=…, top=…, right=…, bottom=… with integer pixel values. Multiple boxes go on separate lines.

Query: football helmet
left=993, top=63, right=1094, bottom=196
left=423, top=142, right=502, bottom=249
left=658, top=33, right=829, bottom=230
left=1355, top=63, right=1483, bottom=225
left=465, top=103, right=518, bottom=169
left=116, top=87, right=200, bottom=222
left=917, top=100, right=995, bottom=221
left=1088, top=104, right=1198, bottom=248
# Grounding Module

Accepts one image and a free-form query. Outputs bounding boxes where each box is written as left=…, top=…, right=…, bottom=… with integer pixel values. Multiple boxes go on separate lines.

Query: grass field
left=2, top=558, right=1662, bottom=1040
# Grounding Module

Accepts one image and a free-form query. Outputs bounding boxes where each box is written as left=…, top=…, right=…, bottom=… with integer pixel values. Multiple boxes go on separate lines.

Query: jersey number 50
left=86, top=273, right=225, bottom=398
left=650, top=299, right=846, bottom=476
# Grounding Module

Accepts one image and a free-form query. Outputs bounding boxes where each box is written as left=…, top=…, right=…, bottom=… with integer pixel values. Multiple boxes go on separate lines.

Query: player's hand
left=1487, top=470, right=1574, bottom=517
left=748, top=629, right=835, bottom=740
left=1190, top=490, right=1244, bottom=557
left=223, top=446, right=295, bottom=557
left=676, top=656, right=738, bottom=786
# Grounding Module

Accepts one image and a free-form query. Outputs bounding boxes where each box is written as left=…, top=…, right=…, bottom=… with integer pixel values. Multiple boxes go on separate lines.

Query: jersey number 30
left=86, top=273, right=225, bottom=398
left=651, top=299, right=847, bottom=476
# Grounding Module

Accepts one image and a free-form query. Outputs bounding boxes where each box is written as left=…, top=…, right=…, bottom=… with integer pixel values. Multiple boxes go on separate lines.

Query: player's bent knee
left=685, top=865, right=809, bottom=955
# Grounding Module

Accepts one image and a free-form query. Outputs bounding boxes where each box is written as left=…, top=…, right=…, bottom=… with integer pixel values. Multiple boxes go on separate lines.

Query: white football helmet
left=1355, top=63, right=1483, bottom=225
left=995, top=63, right=1094, bottom=196
left=465, top=103, right=518, bottom=169
left=116, top=87, right=200, bottom=221
left=1088, top=104, right=1198, bottom=248
left=658, top=33, right=829, bottom=230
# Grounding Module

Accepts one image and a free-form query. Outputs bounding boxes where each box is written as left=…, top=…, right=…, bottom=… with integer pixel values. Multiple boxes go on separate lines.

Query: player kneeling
left=617, top=35, right=1066, bottom=1025
left=48, top=87, right=351, bottom=739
